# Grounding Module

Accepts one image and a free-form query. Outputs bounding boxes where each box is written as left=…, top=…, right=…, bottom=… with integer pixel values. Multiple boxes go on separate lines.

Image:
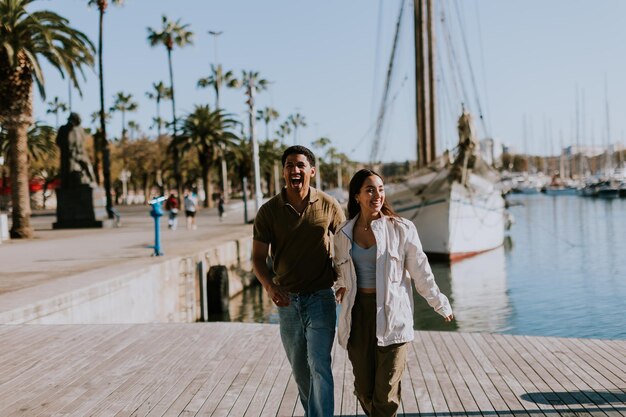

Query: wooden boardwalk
left=0, top=322, right=624, bottom=416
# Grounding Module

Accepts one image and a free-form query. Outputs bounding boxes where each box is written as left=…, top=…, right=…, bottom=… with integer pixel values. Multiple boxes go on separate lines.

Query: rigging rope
left=370, top=0, right=406, bottom=164
left=452, top=0, right=490, bottom=137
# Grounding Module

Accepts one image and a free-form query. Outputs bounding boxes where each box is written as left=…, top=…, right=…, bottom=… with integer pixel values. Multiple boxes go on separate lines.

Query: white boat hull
left=389, top=172, right=505, bottom=260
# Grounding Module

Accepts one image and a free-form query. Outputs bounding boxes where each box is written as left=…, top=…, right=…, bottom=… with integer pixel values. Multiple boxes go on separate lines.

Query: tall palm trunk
left=167, top=47, right=182, bottom=201
left=156, top=97, right=162, bottom=137
left=0, top=52, right=34, bottom=238
left=98, top=6, right=114, bottom=219
left=9, top=121, right=33, bottom=238
left=200, top=147, right=211, bottom=208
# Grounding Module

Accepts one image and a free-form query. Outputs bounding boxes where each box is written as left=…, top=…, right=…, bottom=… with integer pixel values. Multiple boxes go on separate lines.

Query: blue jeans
left=278, top=287, right=336, bottom=417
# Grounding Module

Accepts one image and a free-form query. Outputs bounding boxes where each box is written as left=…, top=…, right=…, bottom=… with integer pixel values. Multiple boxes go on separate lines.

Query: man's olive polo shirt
left=253, top=187, right=345, bottom=294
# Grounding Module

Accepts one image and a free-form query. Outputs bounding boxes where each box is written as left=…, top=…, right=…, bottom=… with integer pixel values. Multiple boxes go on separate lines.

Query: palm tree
left=258, top=138, right=283, bottom=195
left=276, top=121, right=292, bottom=143
left=1, top=120, right=57, bottom=208
left=88, top=0, right=124, bottom=220
left=0, top=0, right=94, bottom=238
left=239, top=71, right=268, bottom=212
left=0, top=121, right=56, bottom=165
left=46, top=96, right=68, bottom=129
left=256, top=107, right=280, bottom=141
left=147, top=15, right=193, bottom=201
left=109, top=91, right=138, bottom=140
left=127, top=120, right=140, bottom=140
left=287, top=113, right=307, bottom=145
left=145, top=81, right=171, bottom=137
left=197, top=64, right=238, bottom=110
left=177, top=105, right=239, bottom=208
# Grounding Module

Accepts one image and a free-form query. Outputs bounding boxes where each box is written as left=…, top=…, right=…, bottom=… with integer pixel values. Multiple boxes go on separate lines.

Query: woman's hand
left=335, top=287, right=346, bottom=303
left=444, top=314, right=454, bottom=322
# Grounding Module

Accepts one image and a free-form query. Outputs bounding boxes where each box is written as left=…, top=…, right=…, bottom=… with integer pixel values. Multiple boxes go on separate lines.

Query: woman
left=334, top=169, right=453, bottom=417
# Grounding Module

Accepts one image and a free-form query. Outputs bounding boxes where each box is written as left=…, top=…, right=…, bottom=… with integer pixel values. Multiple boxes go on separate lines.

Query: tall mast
left=414, top=0, right=435, bottom=168
left=426, top=0, right=436, bottom=162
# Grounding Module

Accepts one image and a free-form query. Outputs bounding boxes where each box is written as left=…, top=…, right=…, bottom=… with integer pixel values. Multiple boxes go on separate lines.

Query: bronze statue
left=56, top=112, right=95, bottom=188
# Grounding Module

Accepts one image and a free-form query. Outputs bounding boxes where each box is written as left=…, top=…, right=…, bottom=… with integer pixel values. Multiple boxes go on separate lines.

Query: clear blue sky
left=32, top=0, right=626, bottom=162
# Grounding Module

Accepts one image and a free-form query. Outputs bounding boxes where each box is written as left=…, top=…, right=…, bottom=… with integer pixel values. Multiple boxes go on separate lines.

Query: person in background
left=217, top=193, right=225, bottom=221
left=252, top=145, right=345, bottom=417
left=164, top=192, right=179, bottom=230
left=334, top=168, right=454, bottom=417
left=184, top=189, right=198, bottom=230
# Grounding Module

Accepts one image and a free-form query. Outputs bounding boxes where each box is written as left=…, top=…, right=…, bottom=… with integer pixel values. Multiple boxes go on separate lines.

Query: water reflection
left=414, top=247, right=510, bottom=332
left=224, top=195, right=626, bottom=339
left=226, top=247, right=511, bottom=334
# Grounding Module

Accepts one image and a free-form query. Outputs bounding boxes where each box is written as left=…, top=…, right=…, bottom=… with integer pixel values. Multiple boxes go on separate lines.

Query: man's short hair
left=281, top=145, right=316, bottom=167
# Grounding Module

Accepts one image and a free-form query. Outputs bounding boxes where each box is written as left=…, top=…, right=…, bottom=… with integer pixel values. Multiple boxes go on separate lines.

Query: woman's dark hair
left=347, top=169, right=398, bottom=219
left=281, top=145, right=316, bottom=167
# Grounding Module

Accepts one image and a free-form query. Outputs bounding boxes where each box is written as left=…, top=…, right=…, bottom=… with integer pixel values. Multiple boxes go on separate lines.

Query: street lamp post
left=209, top=30, right=230, bottom=203
left=247, top=78, right=263, bottom=213
left=220, top=143, right=229, bottom=202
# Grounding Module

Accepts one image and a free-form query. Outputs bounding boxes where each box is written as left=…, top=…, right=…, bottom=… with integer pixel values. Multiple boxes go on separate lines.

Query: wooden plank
left=405, top=335, right=433, bottom=416
left=505, top=336, right=605, bottom=415
left=158, top=324, right=260, bottom=416
left=0, top=325, right=137, bottom=416
left=548, top=336, right=626, bottom=414
left=127, top=323, right=237, bottom=417
left=411, top=332, right=451, bottom=415
left=471, top=333, right=550, bottom=417
left=431, top=332, right=497, bottom=414
left=189, top=326, right=275, bottom=416
left=420, top=332, right=466, bottom=414
left=486, top=333, right=573, bottom=415
left=242, top=336, right=288, bottom=417
left=1, top=323, right=624, bottom=417
left=522, top=335, right=620, bottom=417
left=580, top=338, right=626, bottom=381
left=400, top=343, right=420, bottom=416
left=459, top=332, right=533, bottom=416
left=43, top=325, right=176, bottom=416
left=88, top=325, right=218, bottom=417
left=589, top=339, right=626, bottom=372
left=0, top=324, right=98, bottom=385
left=258, top=345, right=293, bottom=417
left=277, top=374, right=300, bottom=417
left=213, top=329, right=283, bottom=416
left=427, top=332, right=482, bottom=415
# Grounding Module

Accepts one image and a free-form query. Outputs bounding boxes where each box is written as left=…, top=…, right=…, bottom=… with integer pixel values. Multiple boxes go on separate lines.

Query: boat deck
left=0, top=322, right=624, bottom=416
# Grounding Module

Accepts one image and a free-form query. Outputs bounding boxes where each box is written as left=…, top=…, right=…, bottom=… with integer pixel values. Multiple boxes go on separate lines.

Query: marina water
left=227, top=194, right=625, bottom=340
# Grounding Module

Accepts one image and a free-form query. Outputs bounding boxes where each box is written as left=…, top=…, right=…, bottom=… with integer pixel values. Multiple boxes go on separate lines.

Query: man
left=252, top=145, right=345, bottom=417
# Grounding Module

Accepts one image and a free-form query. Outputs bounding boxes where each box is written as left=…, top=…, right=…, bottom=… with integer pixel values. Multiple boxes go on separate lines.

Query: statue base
left=53, top=185, right=106, bottom=229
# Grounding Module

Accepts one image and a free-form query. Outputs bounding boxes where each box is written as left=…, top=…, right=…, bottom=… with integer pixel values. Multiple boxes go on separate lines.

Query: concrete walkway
left=0, top=202, right=255, bottom=321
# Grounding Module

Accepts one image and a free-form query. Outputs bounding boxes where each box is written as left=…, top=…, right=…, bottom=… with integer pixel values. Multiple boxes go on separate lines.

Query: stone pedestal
left=53, top=185, right=105, bottom=229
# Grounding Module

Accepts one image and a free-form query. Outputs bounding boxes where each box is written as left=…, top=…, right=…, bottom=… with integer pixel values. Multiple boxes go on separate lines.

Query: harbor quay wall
left=0, top=236, right=256, bottom=324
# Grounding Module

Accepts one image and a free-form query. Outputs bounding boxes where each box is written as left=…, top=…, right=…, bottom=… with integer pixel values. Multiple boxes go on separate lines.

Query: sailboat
left=382, top=0, right=507, bottom=261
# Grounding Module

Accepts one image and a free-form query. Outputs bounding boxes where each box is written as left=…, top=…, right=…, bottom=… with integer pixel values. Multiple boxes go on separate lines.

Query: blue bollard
left=149, top=196, right=167, bottom=256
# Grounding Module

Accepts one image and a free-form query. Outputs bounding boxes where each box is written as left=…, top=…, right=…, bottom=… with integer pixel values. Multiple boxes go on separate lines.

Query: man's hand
left=266, top=283, right=290, bottom=307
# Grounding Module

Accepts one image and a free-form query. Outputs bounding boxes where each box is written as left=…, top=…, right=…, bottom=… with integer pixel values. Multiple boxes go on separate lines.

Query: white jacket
left=333, top=215, right=452, bottom=348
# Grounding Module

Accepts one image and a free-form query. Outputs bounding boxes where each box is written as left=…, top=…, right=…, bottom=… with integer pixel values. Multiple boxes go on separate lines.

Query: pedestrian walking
left=252, top=145, right=345, bottom=417
left=333, top=169, right=454, bottom=417
left=217, top=194, right=225, bottom=221
left=184, top=189, right=198, bottom=230
left=164, top=192, right=179, bottom=230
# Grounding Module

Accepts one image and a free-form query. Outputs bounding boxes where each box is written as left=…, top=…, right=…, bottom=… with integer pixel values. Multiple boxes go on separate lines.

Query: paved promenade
left=0, top=202, right=254, bottom=320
